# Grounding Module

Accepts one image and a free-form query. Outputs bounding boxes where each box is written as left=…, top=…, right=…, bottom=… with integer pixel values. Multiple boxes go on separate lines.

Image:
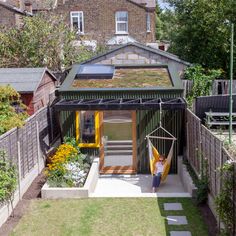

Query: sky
left=157, top=0, right=171, bottom=9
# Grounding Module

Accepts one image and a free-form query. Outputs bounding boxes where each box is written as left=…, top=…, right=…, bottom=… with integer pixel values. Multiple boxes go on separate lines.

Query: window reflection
left=80, top=111, right=95, bottom=143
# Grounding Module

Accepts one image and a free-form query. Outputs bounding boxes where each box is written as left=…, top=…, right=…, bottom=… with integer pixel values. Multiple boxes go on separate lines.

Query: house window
left=116, top=11, right=128, bottom=34
left=70, top=11, right=84, bottom=34
left=75, top=111, right=100, bottom=148
left=147, top=13, right=151, bottom=32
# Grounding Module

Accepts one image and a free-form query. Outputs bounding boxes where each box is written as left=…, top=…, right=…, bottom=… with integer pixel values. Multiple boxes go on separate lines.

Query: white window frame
left=70, top=11, right=84, bottom=34
left=115, top=11, right=128, bottom=34
left=147, top=13, right=151, bottom=32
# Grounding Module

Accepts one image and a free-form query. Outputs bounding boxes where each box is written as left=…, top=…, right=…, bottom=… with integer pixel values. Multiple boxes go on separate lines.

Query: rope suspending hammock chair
left=146, top=100, right=177, bottom=182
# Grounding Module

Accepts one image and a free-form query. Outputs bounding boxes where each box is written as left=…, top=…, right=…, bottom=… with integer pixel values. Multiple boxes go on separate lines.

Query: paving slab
left=164, top=203, right=183, bottom=211
left=90, top=174, right=191, bottom=198
left=170, top=231, right=192, bottom=236
left=167, top=216, right=188, bottom=225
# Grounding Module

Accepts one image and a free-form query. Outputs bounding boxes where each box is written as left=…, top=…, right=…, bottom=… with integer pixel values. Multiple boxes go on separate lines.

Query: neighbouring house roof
left=30, top=0, right=57, bottom=11
left=107, top=35, right=137, bottom=46
left=131, top=0, right=156, bottom=9
left=83, top=42, right=191, bottom=66
left=0, top=1, right=32, bottom=15
left=0, top=67, right=57, bottom=93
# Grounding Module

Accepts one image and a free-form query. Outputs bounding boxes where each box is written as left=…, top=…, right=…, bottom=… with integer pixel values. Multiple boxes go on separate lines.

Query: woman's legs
left=156, top=172, right=162, bottom=187
left=152, top=173, right=162, bottom=192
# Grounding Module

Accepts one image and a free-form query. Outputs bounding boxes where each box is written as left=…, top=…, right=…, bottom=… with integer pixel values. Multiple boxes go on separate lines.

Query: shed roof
left=0, top=67, right=56, bottom=93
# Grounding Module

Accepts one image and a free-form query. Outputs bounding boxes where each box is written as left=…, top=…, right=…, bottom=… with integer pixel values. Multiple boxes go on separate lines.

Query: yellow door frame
left=75, top=111, right=101, bottom=148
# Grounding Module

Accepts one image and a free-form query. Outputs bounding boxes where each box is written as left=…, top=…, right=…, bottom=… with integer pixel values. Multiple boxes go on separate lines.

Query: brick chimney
left=24, top=0, right=32, bottom=14
left=14, top=0, right=24, bottom=10
left=57, top=0, right=66, bottom=6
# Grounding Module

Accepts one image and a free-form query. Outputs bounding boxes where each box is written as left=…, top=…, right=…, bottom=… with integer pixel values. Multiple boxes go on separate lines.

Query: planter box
left=41, top=157, right=99, bottom=199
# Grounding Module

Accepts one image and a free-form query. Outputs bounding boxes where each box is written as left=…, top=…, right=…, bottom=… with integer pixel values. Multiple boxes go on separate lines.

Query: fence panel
left=0, top=106, right=59, bottom=179
left=201, top=126, right=222, bottom=197
left=186, top=109, right=201, bottom=174
left=187, top=110, right=236, bottom=234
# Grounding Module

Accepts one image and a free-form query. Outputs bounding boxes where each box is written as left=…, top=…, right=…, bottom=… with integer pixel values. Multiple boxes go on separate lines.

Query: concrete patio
left=90, top=174, right=191, bottom=198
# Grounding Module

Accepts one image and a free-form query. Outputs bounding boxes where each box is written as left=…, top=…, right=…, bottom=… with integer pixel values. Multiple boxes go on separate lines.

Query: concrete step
left=104, top=155, right=133, bottom=166
left=106, top=140, right=133, bottom=146
left=104, top=150, right=133, bottom=155
left=105, top=145, right=133, bottom=150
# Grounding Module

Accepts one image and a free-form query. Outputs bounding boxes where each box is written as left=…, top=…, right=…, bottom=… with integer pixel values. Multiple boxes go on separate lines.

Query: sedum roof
left=60, top=64, right=183, bottom=92
left=0, top=67, right=56, bottom=93
left=73, top=67, right=172, bottom=89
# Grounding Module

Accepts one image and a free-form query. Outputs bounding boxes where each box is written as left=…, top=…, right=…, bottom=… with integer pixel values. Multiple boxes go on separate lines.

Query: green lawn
left=11, top=198, right=208, bottom=236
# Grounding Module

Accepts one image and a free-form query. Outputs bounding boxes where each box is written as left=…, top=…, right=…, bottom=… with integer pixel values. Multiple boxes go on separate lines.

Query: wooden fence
left=194, top=94, right=236, bottom=120
left=186, top=109, right=236, bottom=234
left=0, top=106, right=59, bottom=179
left=182, top=79, right=236, bottom=97
left=0, top=106, right=60, bottom=227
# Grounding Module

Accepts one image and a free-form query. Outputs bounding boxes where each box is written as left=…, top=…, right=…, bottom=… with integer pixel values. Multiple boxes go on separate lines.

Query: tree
left=185, top=65, right=222, bottom=106
left=165, top=0, right=236, bottom=73
left=155, top=3, right=164, bottom=40
left=0, top=14, right=97, bottom=72
left=155, top=3, right=177, bottom=41
left=159, top=9, right=177, bottom=41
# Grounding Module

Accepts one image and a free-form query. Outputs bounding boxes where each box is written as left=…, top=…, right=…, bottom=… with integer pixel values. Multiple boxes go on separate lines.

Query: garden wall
left=186, top=109, right=236, bottom=234
left=0, top=106, right=60, bottom=228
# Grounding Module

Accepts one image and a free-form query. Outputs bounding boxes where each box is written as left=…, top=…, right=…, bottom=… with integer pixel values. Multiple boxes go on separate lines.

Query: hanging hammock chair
left=146, top=102, right=176, bottom=182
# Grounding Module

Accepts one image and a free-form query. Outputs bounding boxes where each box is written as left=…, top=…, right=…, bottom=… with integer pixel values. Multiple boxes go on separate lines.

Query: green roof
left=73, top=67, right=172, bottom=89
left=59, top=64, right=183, bottom=92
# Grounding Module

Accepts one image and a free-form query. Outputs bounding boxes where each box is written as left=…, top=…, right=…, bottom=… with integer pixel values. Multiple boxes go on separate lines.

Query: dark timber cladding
left=57, top=63, right=185, bottom=174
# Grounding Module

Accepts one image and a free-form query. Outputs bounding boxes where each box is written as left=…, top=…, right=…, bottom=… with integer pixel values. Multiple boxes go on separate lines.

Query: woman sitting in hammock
left=152, top=155, right=165, bottom=192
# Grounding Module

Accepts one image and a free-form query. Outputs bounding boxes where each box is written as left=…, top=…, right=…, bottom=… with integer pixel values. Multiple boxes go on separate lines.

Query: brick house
left=0, top=0, right=32, bottom=28
left=29, top=0, right=156, bottom=47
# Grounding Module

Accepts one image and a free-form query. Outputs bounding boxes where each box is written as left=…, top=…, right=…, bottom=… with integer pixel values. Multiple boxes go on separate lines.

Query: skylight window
left=75, top=65, right=115, bottom=80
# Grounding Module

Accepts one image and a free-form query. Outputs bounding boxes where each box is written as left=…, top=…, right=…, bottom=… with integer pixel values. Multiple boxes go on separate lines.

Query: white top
left=155, top=161, right=164, bottom=174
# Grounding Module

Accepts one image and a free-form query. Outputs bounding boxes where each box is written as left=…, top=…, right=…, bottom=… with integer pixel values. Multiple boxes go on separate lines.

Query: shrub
left=0, top=150, right=17, bottom=215
left=0, top=85, right=28, bottom=135
left=215, top=161, right=234, bottom=235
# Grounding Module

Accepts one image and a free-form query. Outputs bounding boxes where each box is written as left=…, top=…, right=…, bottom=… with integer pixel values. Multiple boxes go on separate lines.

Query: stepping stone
left=167, top=216, right=188, bottom=225
left=170, top=231, right=192, bottom=236
left=164, top=203, right=183, bottom=211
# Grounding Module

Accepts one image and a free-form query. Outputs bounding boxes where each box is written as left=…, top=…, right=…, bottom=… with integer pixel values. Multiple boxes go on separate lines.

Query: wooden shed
left=0, top=68, right=57, bottom=115
left=54, top=43, right=189, bottom=174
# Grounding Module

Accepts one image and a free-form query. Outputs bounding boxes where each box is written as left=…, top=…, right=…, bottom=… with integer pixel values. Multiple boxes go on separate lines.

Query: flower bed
left=45, top=139, right=91, bottom=188
left=42, top=138, right=100, bottom=199
left=41, top=157, right=99, bottom=199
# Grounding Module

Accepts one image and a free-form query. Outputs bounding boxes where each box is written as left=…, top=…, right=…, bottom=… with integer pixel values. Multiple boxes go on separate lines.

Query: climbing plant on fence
left=184, top=65, right=222, bottom=106
left=0, top=150, right=17, bottom=215
left=215, top=161, right=235, bottom=236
